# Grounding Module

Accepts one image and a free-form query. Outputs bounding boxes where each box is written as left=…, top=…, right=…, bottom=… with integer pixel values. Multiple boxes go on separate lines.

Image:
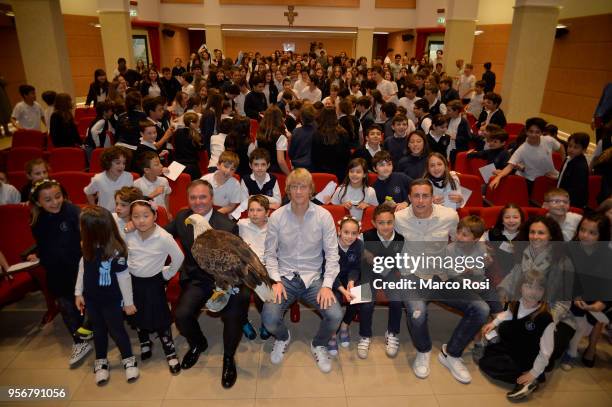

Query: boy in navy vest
left=371, top=150, right=412, bottom=212
left=240, top=148, right=282, bottom=210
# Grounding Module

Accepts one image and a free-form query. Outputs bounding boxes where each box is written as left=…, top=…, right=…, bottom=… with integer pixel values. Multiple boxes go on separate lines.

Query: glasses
left=546, top=199, right=569, bottom=205
left=289, top=184, right=309, bottom=191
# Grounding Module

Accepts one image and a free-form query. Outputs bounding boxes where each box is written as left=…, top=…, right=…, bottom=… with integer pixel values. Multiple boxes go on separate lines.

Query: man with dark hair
left=244, top=77, right=267, bottom=120
left=482, top=62, right=496, bottom=93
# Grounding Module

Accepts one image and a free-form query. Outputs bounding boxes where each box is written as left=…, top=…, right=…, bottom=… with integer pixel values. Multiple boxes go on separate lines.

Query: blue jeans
left=403, top=279, right=489, bottom=357
left=262, top=274, right=343, bottom=347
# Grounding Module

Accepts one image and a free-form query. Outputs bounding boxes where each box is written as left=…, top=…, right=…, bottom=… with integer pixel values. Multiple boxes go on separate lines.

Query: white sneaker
left=385, top=331, right=400, bottom=358
left=69, top=342, right=92, bottom=367
left=310, top=342, right=332, bottom=373
left=412, top=351, right=431, bottom=379
left=357, top=337, right=371, bottom=359
left=270, top=331, right=291, bottom=365
left=94, top=358, right=109, bottom=386
left=122, top=356, right=139, bottom=383
left=438, top=344, right=471, bottom=384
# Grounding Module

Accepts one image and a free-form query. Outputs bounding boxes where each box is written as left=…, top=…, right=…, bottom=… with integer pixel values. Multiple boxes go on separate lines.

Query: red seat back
left=485, top=175, right=529, bottom=207
left=322, top=204, right=349, bottom=226
left=530, top=176, right=557, bottom=207
left=311, top=173, right=338, bottom=194
left=552, top=152, right=563, bottom=171
left=74, top=107, right=96, bottom=121
left=454, top=151, right=469, bottom=174
left=198, top=150, right=209, bottom=175
left=7, top=147, right=43, bottom=172
left=367, top=172, right=378, bottom=186
left=271, top=172, right=287, bottom=197
left=457, top=173, right=483, bottom=207
left=249, top=119, right=259, bottom=143
left=588, top=175, right=602, bottom=210
left=168, top=173, right=191, bottom=217
left=52, top=171, right=93, bottom=205
left=11, top=129, right=47, bottom=149
left=77, top=117, right=92, bottom=139
left=155, top=205, right=169, bottom=227
left=7, top=171, right=29, bottom=192
left=49, top=148, right=87, bottom=172
left=505, top=123, right=524, bottom=136
left=0, top=204, right=35, bottom=265
left=361, top=205, right=376, bottom=232
left=89, top=147, right=107, bottom=173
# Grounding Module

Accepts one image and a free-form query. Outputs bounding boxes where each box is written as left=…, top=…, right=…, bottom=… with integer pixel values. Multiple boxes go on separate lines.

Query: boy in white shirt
left=457, top=63, right=476, bottom=104
left=398, top=83, right=421, bottom=124
left=467, top=81, right=486, bottom=118
left=11, top=84, right=45, bottom=131
left=298, top=74, right=322, bottom=103
left=542, top=188, right=582, bottom=241
left=201, top=150, right=242, bottom=215
left=178, top=73, right=195, bottom=98
left=134, top=151, right=172, bottom=216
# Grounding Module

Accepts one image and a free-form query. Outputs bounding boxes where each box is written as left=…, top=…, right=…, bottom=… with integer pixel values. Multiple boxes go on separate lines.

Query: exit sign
left=437, top=17, right=446, bottom=24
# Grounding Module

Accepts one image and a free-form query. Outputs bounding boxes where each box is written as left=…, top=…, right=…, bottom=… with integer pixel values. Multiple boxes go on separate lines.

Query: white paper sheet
left=459, top=187, right=472, bottom=208
left=589, top=311, right=610, bottom=324
left=485, top=329, right=498, bottom=340
left=315, top=181, right=337, bottom=203
left=478, top=163, right=496, bottom=183
left=7, top=260, right=40, bottom=274
left=164, top=161, right=186, bottom=181
left=230, top=200, right=248, bottom=220
left=349, top=284, right=371, bottom=305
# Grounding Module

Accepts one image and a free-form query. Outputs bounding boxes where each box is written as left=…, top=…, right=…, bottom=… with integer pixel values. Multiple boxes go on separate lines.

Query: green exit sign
left=437, top=17, right=446, bottom=24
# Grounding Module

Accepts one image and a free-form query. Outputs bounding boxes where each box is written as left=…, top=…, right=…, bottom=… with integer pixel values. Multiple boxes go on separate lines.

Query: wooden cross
left=284, top=5, right=298, bottom=27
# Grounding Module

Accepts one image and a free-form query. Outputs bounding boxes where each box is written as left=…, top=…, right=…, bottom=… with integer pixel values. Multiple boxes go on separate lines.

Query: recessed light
left=474, top=30, right=484, bottom=36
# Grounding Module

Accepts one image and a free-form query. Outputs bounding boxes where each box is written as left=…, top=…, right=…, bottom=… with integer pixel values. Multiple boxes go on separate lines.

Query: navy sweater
left=373, top=172, right=412, bottom=205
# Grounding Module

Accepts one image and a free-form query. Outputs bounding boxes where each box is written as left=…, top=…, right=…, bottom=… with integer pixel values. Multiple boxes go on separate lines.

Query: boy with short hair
left=467, top=128, right=510, bottom=174
left=0, top=171, right=20, bottom=205
left=178, top=73, right=195, bottom=97
left=384, top=115, right=415, bottom=165
left=240, top=148, right=282, bottom=210
left=11, top=84, right=44, bottom=131
left=381, top=102, right=398, bottom=140
left=398, top=83, right=421, bottom=124
left=467, top=80, right=486, bottom=118
left=557, top=132, right=590, bottom=209
left=456, top=64, right=476, bottom=104
left=439, top=78, right=460, bottom=105
left=113, top=186, right=144, bottom=238
left=424, top=85, right=446, bottom=116
left=476, top=92, right=506, bottom=131
left=285, top=99, right=303, bottom=133
left=143, top=96, right=173, bottom=150
left=201, top=150, right=242, bottom=215
left=542, top=188, right=582, bottom=241
left=356, top=96, right=375, bottom=141
left=132, top=120, right=165, bottom=174
left=134, top=151, right=172, bottom=214
left=371, top=150, right=411, bottom=211
left=21, top=158, right=50, bottom=202
left=352, top=124, right=384, bottom=172
left=41, top=90, right=57, bottom=132
left=414, top=99, right=432, bottom=134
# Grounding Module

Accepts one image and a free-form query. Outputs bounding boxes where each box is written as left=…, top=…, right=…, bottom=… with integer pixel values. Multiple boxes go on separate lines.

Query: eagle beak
left=184, top=218, right=192, bottom=226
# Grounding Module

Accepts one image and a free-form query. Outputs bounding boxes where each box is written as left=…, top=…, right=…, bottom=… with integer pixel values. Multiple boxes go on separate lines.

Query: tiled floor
left=0, top=292, right=610, bottom=407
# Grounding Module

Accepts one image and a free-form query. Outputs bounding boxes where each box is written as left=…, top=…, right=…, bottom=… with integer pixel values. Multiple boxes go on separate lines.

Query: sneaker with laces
left=412, top=351, right=431, bottom=379
left=385, top=331, right=400, bottom=358
left=311, top=342, right=332, bottom=373
left=438, top=344, right=471, bottom=384
left=327, top=337, right=339, bottom=357
left=122, top=356, right=139, bottom=383
left=357, top=337, right=371, bottom=359
left=69, top=341, right=92, bottom=367
left=270, top=331, right=291, bottom=365
left=506, top=381, right=538, bottom=400
left=338, top=329, right=350, bottom=348
left=94, top=358, right=109, bottom=386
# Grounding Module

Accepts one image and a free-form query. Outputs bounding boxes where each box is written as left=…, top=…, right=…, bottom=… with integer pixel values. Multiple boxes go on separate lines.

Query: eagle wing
left=191, top=229, right=274, bottom=291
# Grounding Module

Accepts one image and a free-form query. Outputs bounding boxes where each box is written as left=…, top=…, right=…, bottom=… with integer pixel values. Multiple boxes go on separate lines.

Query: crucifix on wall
left=284, top=5, right=298, bottom=27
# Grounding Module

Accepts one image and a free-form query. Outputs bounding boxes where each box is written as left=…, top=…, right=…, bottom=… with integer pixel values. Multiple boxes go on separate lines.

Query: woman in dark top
left=86, top=69, right=109, bottom=107
left=397, top=130, right=429, bottom=180
left=50, top=93, right=81, bottom=147
left=312, top=106, right=350, bottom=181
left=173, top=112, right=205, bottom=180
left=200, top=91, right=223, bottom=154
left=338, top=98, right=360, bottom=149
left=255, top=105, right=290, bottom=175
left=140, top=68, right=166, bottom=99
left=224, top=115, right=252, bottom=177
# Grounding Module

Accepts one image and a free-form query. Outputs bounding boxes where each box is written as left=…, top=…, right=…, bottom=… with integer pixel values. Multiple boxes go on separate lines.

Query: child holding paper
left=467, top=127, right=510, bottom=181
left=424, top=153, right=464, bottom=210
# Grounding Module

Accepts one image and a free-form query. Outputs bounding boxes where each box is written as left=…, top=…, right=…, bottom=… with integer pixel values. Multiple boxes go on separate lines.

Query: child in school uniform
left=201, top=150, right=242, bottom=215
left=483, top=203, right=525, bottom=281
left=132, top=120, right=166, bottom=175
left=327, top=216, right=363, bottom=355
left=351, top=124, right=384, bottom=172
left=237, top=195, right=272, bottom=341
left=357, top=204, right=405, bottom=359
left=479, top=269, right=553, bottom=401
left=75, top=206, right=139, bottom=385
left=208, top=118, right=233, bottom=172
left=557, top=132, right=590, bottom=209
left=542, top=188, right=582, bottom=241
left=397, top=130, right=430, bottom=181
left=125, top=200, right=184, bottom=374
left=424, top=153, right=464, bottom=210
left=20, top=158, right=49, bottom=202
left=84, top=101, right=114, bottom=158
left=330, top=158, right=378, bottom=221
left=112, top=186, right=144, bottom=238
left=426, top=114, right=452, bottom=158
left=134, top=151, right=172, bottom=215
left=466, top=80, right=485, bottom=118
left=28, top=179, right=92, bottom=366
left=466, top=127, right=510, bottom=176
left=0, top=172, right=20, bottom=205
left=84, top=146, right=133, bottom=212
left=371, top=151, right=411, bottom=212
left=240, top=148, right=282, bottom=210
left=383, top=115, right=415, bottom=166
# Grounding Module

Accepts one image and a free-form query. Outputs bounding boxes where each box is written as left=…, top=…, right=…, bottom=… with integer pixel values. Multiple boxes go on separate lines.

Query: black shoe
left=180, top=341, right=208, bottom=370
left=221, top=355, right=237, bottom=388
left=506, top=381, right=538, bottom=401
left=259, top=324, right=271, bottom=340
left=167, top=355, right=181, bottom=375
left=582, top=353, right=596, bottom=368
left=242, top=321, right=257, bottom=340
left=140, top=341, right=152, bottom=361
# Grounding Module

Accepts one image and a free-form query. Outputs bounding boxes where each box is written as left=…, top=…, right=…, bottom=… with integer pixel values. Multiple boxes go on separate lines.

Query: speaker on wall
left=162, top=28, right=175, bottom=38
left=402, top=34, right=414, bottom=42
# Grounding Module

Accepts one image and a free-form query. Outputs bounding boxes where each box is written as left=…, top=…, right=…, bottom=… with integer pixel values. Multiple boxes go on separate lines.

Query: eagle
left=185, top=214, right=275, bottom=304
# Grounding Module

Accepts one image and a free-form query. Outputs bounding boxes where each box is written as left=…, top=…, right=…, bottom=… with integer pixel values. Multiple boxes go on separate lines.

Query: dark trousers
left=333, top=291, right=360, bottom=328
left=547, top=321, right=576, bottom=371
left=88, top=301, right=133, bottom=359
left=479, top=341, right=525, bottom=384
left=137, top=327, right=177, bottom=358
left=56, top=296, right=84, bottom=344
left=359, top=298, right=403, bottom=338
left=175, top=280, right=250, bottom=357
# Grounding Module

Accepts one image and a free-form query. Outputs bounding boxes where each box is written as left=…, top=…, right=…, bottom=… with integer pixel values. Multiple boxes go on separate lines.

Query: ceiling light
left=474, top=30, right=484, bottom=36
left=221, top=28, right=357, bottom=34
left=188, top=27, right=206, bottom=30
left=556, top=24, right=567, bottom=29
left=374, top=31, right=389, bottom=35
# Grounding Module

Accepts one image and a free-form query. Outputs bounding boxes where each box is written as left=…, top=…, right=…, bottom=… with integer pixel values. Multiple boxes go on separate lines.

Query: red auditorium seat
left=168, top=173, right=191, bottom=217
left=505, top=123, right=524, bottom=136
left=311, top=173, right=338, bottom=194
left=198, top=150, right=209, bottom=175
left=367, top=172, right=378, bottom=186
left=485, top=175, right=529, bottom=207
left=11, top=129, right=47, bottom=149
left=89, top=147, right=106, bottom=173
left=457, top=173, right=484, bottom=207
left=49, top=147, right=87, bottom=172
left=552, top=152, right=563, bottom=171
left=322, top=204, right=349, bottom=225
left=249, top=119, right=259, bottom=142
left=458, top=206, right=549, bottom=229
left=74, top=107, right=96, bottom=121
left=7, top=147, right=43, bottom=172
left=77, top=117, right=92, bottom=140
left=361, top=205, right=376, bottom=232
left=271, top=172, right=287, bottom=197
left=588, top=175, right=602, bottom=209
left=530, top=176, right=557, bottom=206
left=7, top=171, right=29, bottom=192
left=52, top=171, right=92, bottom=205
left=155, top=205, right=169, bottom=227
left=454, top=151, right=470, bottom=174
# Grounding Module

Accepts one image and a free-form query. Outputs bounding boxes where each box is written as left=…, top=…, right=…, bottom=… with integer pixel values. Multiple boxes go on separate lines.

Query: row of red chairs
left=4, top=147, right=87, bottom=173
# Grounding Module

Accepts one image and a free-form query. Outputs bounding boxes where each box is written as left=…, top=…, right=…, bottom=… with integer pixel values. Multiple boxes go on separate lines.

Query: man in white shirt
left=394, top=179, right=489, bottom=384
left=11, top=85, right=44, bottom=131
left=262, top=168, right=343, bottom=373
left=372, top=66, right=398, bottom=104
left=298, top=75, right=322, bottom=103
